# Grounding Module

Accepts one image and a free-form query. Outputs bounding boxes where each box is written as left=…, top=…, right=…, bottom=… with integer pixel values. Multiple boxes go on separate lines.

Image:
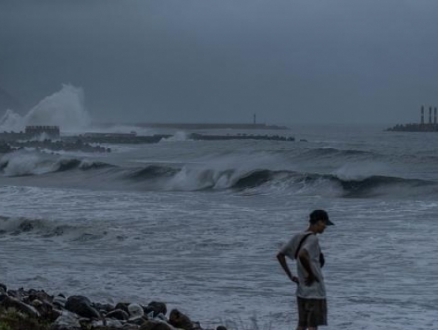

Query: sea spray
left=0, top=84, right=91, bottom=133
left=25, top=84, right=90, bottom=132
left=0, top=109, right=24, bottom=131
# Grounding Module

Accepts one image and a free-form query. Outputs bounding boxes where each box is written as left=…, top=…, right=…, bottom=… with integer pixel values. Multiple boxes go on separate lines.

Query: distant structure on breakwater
left=0, top=125, right=61, bottom=141
left=0, top=125, right=110, bottom=153
left=25, top=125, right=60, bottom=138
left=387, top=105, right=438, bottom=132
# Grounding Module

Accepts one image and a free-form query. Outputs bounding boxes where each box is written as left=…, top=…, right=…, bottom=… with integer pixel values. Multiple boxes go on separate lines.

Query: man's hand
left=304, top=273, right=319, bottom=286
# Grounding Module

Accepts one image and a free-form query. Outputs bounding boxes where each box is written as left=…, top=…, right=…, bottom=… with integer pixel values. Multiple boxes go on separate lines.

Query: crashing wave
left=0, top=84, right=90, bottom=133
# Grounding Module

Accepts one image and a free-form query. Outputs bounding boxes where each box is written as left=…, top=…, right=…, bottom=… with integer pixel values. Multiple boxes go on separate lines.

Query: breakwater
left=190, top=133, right=295, bottom=142
left=0, top=132, right=296, bottom=154
left=123, top=122, right=289, bottom=130
left=72, top=132, right=295, bottom=144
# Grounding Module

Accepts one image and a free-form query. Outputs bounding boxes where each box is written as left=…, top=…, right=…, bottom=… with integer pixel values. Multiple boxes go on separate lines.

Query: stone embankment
left=73, top=133, right=295, bottom=144
left=0, top=284, right=228, bottom=330
left=0, top=133, right=297, bottom=155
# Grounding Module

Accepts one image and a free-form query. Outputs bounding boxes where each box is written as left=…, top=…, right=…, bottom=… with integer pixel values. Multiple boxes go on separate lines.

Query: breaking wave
left=230, top=169, right=436, bottom=197
left=0, top=151, right=113, bottom=177
left=1, top=149, right=437, bottom=198
left=126, top=165, right=179, bottom=180
left=0, top=216, right=106, bottom=241
left=0, top=84, right=90, bottom=133
left=122, top=165, right=437, bottom=198
left=298, top=147, right=380, bottom=160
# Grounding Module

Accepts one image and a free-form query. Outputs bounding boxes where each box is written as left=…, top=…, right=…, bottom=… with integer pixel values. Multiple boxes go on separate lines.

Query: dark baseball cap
left=309, top=209, right=334, bottom=225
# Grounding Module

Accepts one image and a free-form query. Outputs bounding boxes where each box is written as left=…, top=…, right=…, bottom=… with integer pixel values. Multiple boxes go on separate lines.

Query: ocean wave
left=125, top=165, right=179, bottom=180
left=0, top=151, right=114, bottom=177
left=230, top=169, right=436, bottom=197
left=140, top=165, right=436, bottom=197
left=0, top=216, right=74, bottom=237
left=0, top=216, right=107, bottom=241
left=300, top=147, right=378, bottom=159
left=1, top=150, right=436, bottom=198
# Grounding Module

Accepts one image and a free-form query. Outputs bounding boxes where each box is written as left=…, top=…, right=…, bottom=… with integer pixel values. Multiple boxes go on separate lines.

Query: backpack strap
left=294, top=233, right=313, bottom=260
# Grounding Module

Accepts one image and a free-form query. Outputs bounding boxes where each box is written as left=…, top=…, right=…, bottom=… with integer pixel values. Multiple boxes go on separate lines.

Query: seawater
left=1, top=124, right=437, bottom=330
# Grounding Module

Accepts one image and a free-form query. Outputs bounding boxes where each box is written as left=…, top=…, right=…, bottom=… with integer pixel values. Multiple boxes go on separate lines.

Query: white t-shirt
left=280, top=231, right=326, bottom=299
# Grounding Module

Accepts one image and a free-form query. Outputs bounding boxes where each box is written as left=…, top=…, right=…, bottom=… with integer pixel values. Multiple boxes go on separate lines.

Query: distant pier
left=189, top=133, right=294, bottom=142
left=122, top=122, right=290, bottom=130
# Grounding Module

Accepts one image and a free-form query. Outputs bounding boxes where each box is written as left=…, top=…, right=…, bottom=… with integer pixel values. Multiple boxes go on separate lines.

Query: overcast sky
left=1, top=0, right=438, bottom=125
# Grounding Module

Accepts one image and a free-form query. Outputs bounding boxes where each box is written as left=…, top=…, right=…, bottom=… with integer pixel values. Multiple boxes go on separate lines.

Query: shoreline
left=0, top=283, right=228, bottom=330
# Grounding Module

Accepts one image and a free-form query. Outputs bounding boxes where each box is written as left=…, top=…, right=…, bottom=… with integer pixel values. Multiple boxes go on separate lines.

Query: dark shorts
left=297, top=296, right=327, bottom=328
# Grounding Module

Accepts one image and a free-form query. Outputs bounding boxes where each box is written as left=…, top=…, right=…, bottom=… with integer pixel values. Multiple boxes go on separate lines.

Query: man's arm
left=298, top=249, right=319, bottom=286
left=276, top=252, right=299, bottom=284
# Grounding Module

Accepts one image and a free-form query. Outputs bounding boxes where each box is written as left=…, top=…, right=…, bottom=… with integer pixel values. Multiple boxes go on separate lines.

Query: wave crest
left=0, top=151, right=113, bottom=177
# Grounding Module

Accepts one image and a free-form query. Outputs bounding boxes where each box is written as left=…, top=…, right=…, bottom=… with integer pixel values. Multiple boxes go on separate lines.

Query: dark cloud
left=1, top=0, right=438, bottom=124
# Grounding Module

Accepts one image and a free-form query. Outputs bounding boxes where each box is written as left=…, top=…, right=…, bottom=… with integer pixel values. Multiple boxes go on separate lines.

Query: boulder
left=106, top=308, right=130, bottom=320
left=168, top=309, right=192, bottom=330
left=65, top=295, right=100, bottom=319
left=140, top=320, right=174, bottom=330
left=144, top=301, right=167, bottom=318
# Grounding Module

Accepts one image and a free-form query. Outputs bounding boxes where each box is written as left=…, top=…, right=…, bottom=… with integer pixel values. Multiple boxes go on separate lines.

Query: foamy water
left=0, top=185, right=437, bottom=330
left=1, top=90, right=438, bottom=329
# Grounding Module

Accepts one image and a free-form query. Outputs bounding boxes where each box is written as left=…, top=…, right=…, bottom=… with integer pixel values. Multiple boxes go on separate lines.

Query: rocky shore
left=0, top=284, right=228, bottom=330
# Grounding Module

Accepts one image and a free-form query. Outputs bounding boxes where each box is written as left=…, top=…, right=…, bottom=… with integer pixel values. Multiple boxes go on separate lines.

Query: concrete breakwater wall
left=124, top=122, right=289, bottom=130
left=67, top=133, right=295, bottom=144
left=66, top=134, right=169, bottom=144
left=71, top=133, right=295, bottom=144
left=0, top=132, right=296, bottom=154
left=189, top=133, right=295, bottom=142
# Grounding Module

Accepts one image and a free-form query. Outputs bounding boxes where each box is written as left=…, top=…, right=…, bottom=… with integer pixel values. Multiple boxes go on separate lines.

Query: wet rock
left=192, top=321, right=203, bottom=330
left=53, top=294, right=67, bottom=308
left=0, top=283, right=7, bottom=293
left=115, top=302, right=130, bottom=314
left=106, top=308, right=130, bottom=320
left=140, top=319, right=174, bottom=330
left=144, top=301, right=167, bottom=318
left=127, top=303, right=147, bottom=325
left=92, top=319, right=124, bottom=328
left=95, top=302, right=115, bottom=313
left=65, top=295, right=100, bottom=319
left=169, top=309, right=193, bottom=330
left=216, top=326, right=228, bottom=330
left=0, top=294, right=41, bottom=317
left=51, top=310, right=81, bottom=330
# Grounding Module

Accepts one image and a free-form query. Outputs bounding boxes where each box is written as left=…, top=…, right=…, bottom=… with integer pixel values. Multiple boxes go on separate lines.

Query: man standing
left=276, top=209, right=334, bottom=330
